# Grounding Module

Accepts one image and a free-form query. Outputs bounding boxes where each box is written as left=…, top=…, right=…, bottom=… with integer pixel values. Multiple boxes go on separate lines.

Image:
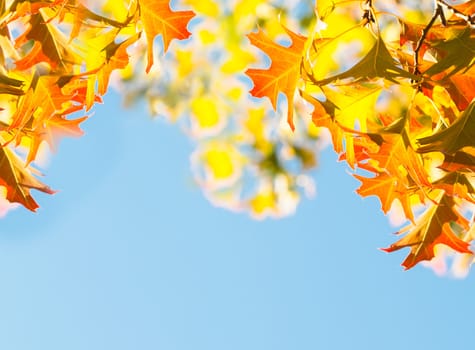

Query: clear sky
left=0, top=91, right=473, bottom=350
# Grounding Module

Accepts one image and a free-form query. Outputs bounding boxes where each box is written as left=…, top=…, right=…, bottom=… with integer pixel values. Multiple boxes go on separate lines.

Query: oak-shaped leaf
left=97, top=33, right=141, bottom=95
left=439, top=151, right=475, bottom=172
left=451, top=0, right=475, bottom=18
left=0, top=144, right=54, bottom=211
left=299, top=90, right=342, bottom=151
left=9, top=75, right=75, bottom=132
left=245, top=27, right=307, bottom=131
left=15, top=12, right=82, bottom=72
left=139, top=0, right=195, bottom=73
left=304, top=34, right=416, bottom=86
left=354, top=172, right=416, bottom=222
left=0, top=72, right=24, bottom=95
left=26, top=114, right=88, bottom=166
left=431, top=172, right=475, bottom=203
left=381, top=194, right=472, bottom=270
left=417, top=100, right=475, bottom=154
left=424, top=27, right=475, bottom=78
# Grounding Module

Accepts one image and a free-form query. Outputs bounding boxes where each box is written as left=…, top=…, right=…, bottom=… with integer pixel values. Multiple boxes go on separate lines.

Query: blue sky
left=0, top=91, right=473, bottom=350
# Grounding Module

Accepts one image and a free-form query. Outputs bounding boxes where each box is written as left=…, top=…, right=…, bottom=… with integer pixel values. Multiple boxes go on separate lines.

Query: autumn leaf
left=439, top=152, right=475, bottom=172
left=299, top=89, right=343, bottom=152
left=424, top=27, right=475, bottom=78
left=5, top=0, right=66, bottom=24
left=59, top=3, right=130, bottom=41
left=382, top=194, right=472, bottom=270
left=304, top=33, right=416, bottom=86
left=139, top=0, right=195, bottom=73
left=0, top=143, right=54, bottom=211
left=0, top=72, right=24, bottom=95
left=96, top=33, right=141, bottom=95
left=245, top=27, right=307, bottom=131
left=417, top=100, right=475, bottom=155
left=9, top=75, right=75, bottom=131
left=15, top=12, right=82, bottom=72
left=452, top=0, right=475, bottom=16
left=26, top=114, right=88, bottom=165
left=355, top=173, right=416, bottom=223
left=448, top=71, right=475, bottom=110
left=431, top=172, right=475, bottom=203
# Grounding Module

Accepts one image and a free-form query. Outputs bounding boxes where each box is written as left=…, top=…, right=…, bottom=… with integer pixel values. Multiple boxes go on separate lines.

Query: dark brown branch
left=413, top=4, right=445, bottom=75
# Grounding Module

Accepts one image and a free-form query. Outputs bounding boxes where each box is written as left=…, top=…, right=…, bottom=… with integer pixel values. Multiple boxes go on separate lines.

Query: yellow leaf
left=191, top=97, right=220, bottom=129
left=176, top=49, right=193, bottom=77
left=183, top=0, right=218, bottom=16
left=204, top=149, right=235, bottom=180
left=250, top=190, right=276, bottom=215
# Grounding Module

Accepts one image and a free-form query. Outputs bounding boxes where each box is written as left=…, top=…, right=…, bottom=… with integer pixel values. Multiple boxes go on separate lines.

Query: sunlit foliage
left=0, top=0, right=474, bottom=273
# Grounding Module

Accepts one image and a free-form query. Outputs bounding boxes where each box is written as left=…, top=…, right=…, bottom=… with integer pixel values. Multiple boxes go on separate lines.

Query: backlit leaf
left=245, top=27, right=307, bottom=130
left=382, top=195, right=472, bottom=270
left=417, top=101, right=475, bottom=155
left=139, top=0, right=195, bottom=73
left=0, top=143, right=54, bottom=211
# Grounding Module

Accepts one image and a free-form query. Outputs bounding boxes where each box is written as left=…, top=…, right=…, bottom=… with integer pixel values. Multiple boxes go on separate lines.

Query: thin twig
left=413, top=3, right=444, bottom=75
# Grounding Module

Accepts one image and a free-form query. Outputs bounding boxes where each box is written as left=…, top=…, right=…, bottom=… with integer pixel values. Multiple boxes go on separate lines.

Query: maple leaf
left=245, top=27, right=307, bottom=131
left=382, top=194, right=472, bottom=270
left=417, top=100, right=475, bottom=155
left=139, top=0, right=195, bottom=73
left=0, top=143, right=54, bottom=211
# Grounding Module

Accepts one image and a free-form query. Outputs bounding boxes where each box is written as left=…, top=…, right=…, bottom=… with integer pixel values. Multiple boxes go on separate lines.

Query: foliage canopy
left=0, top=0, right=474, bottom=274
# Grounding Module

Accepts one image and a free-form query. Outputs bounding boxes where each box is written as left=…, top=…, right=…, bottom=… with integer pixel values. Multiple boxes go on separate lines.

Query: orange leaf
left=15, top=12, right=81, bottom=72
left=26, top=115, right=88, bottom=165
left=0, top=145, right=54, bottom=211
left=245, top=27, right=307, bottom=131
left=381, top=195, right=472, bottom=269
left=299, top=90, right=342, bottom=152
left=7, top=0, right=66, bottom=23
left=97, top=33, right=141, bottom=95
left=140, top=0, right=195, bottom=73
left=439, top=152, right=475, bottom=172
left=355, top=173, right=415, bottom=223
left=9, top=76, right=74, bottom=131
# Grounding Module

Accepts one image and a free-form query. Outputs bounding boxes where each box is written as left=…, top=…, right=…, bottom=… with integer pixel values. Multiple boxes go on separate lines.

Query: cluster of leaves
left=0, top=0, right=196, bottom=212
left=243, top=0, right=475, bottom=271
left=1, top=0, right=474, bottom=273
left=115, top=0, right=321, bottom=218
left=0, top=0, right=320, bottom=220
